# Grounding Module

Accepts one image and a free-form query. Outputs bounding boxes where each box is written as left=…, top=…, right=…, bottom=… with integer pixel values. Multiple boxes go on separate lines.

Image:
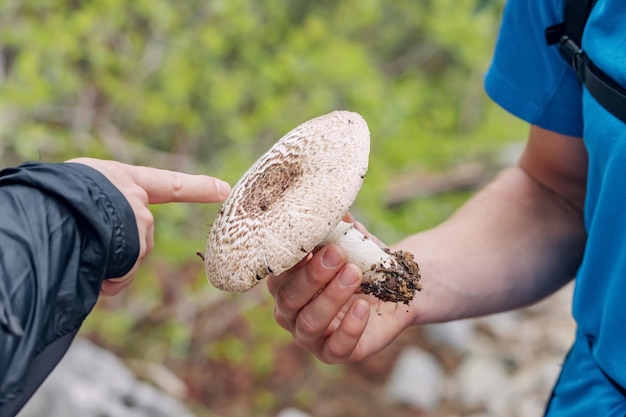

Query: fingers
left=293, top=263, right=361, bottom=341
left=100, top=275, right=132, bottom=296
left=319, top=299, right=369, bottom=363
left=100, top=263, right=139, bottom=296
left=128, top=166, right=231, bottom=204
left=65, top=158, right=229, bottom=297
left=271, top=245, right=349, bottom=331
left=266, top=253, right=312, bottom=295
left=67, top=158, right=231, bottom=205
left=269, top=244, right=370, bottom=363
left=342, top=212, right=355, bottom=223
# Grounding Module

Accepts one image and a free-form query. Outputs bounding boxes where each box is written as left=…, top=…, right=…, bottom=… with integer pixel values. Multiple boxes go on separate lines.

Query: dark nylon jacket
left=0, top=162, right=139, bottom=417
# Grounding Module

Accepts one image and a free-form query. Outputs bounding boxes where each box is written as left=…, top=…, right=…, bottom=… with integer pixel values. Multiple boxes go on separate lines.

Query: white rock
left=17, top=338, right=195, bottom=417
left=454, top=354, right=510, bottom=413
left=276, top=408, right=312, bottom=417
left=385, top=347, right=445, bottom=411
left=476, top=311, right=523, bottom=341
left=424, top=320, right=476, bottom=352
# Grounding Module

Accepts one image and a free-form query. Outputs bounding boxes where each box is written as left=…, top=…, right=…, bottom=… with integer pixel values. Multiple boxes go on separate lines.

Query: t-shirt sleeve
left=484, top=0, right=584, bottom=137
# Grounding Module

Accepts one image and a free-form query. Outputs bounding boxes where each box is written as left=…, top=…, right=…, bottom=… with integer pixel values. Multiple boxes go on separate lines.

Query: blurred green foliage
left=0, top=0, right=525, bottom=415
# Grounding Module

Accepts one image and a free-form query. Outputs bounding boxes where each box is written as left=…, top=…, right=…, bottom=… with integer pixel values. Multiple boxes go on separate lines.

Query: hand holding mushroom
left=202, top=111, right=421, bottom=304
left=267, top=216, right=424, bottom=364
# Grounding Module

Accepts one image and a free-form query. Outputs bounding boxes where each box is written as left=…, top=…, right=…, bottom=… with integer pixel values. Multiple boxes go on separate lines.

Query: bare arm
left=404, top=125, right=587, bottom=323
left=268, top=125, right=588, bottom=363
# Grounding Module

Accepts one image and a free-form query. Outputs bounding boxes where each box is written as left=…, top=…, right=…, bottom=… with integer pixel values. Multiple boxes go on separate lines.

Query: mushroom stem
left=320, top=221, right=422, bottom=304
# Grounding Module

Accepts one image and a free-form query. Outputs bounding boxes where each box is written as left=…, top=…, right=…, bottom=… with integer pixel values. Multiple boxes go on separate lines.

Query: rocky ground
left=277, top=282, right=576, bottom=417
left=20, top=282, right=575, bottom=417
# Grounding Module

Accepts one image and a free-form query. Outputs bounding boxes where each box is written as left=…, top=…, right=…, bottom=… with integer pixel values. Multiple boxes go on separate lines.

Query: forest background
left=0, top=0, right=531, bottom=416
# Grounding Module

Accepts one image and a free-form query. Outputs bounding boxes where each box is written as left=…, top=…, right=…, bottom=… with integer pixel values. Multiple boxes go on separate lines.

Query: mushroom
left=203, top=110, right=421, bottom=304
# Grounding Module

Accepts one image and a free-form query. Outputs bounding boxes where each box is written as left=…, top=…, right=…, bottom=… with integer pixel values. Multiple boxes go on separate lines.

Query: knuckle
left=169, top=171, right=185, bottom=197
left=144, top=238, right=154, bottom=256
left=319, top=287, right=341, bottom=305
left=324, top=343, right=348, bottom=363
left=138, top=207, right=154, bottom=226
left=275, top=285, right=301, bottom=312
left=303, top=266, right=332, bottom=288
left=315, top=354, right=335, bottom=365
left=317, top=349, right=344, bottom=365
left=272, top=306, right=292, bottom=331
left=171, top=171, right=184, bottom=190
left=314, top=283, right=347, bottom=309
left=265, top=278, right=277, bottom=296
left=295, top=310, right=323, bottom=337
left=294, top=339, right=315, bottom=355
left=342, top=323, right=363, bottom=339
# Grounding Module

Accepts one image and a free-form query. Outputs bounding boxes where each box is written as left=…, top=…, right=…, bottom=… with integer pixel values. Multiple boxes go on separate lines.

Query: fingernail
left=217, top=180, right=231, bottom=199
left=352, top=301, right=368, bottom=319
left=322, top=245, right=344, bottom=268
left=338, top=266, right=359, bottom=288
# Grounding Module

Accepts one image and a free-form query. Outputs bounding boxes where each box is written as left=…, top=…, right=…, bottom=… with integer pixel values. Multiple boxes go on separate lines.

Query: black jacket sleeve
left=0, top=162, right=140, bottom=415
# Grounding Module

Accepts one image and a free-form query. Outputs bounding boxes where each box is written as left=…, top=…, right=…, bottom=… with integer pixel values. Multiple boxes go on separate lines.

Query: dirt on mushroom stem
left=360, top=249, right=422, bottom=305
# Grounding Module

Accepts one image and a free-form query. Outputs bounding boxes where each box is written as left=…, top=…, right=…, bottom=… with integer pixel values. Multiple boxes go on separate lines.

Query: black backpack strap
left=564, top=0, right=597, bottom=45
left=583, top=60, right=626, bottom=123
left=545, top=0, right=596, bottom=45
left=545, top=0, right=626, bottom=124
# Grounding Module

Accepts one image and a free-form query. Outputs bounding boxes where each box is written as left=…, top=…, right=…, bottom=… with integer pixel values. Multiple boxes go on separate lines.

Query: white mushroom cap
left=204, top=110, right=370, bottom=292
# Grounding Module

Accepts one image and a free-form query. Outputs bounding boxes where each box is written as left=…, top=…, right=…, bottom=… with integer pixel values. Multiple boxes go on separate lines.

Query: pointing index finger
left=130, top=166, right=231, bottom=204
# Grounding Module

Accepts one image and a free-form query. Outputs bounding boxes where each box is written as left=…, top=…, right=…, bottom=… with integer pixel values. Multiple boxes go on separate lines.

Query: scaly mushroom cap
left=204, top=110, right=370, bottom=292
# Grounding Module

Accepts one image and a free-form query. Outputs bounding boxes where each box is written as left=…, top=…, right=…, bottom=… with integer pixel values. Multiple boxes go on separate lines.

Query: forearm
left=397, top=166, right=586, bottom=324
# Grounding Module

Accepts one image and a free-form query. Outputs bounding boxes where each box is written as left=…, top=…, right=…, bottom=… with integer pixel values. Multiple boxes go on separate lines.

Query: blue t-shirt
left=485, top=0, right=626, bottom=415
